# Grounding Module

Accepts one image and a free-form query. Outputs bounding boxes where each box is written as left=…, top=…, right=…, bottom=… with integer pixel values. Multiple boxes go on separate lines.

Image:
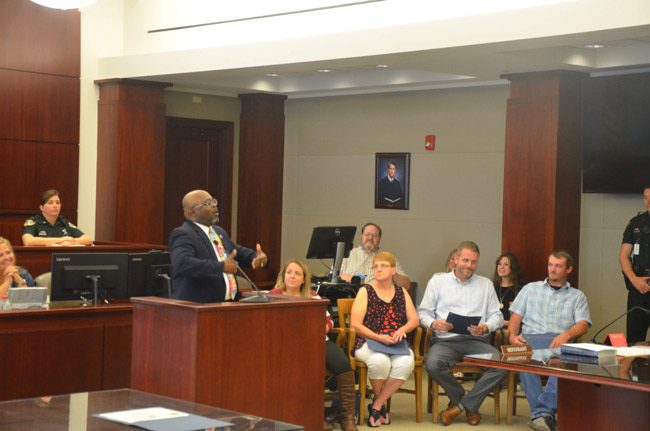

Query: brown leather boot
left=336, top=371, right=358, bottom=431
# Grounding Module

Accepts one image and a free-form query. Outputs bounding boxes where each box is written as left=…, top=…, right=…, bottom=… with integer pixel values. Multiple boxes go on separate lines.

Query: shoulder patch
left=68, top=222, right=78, bottom=229
left=24, top=219, right=35, bottom=227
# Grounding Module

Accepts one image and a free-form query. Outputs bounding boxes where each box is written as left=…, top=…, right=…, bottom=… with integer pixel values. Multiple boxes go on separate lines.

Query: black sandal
left=380, top=405, right=390, bottom=425
left=367, top=405, right=382, bottom=427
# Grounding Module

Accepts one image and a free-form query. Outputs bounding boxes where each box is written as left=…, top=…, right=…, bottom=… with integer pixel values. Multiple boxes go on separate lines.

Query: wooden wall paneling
left=237, top=94, right=287, bottom=283
left=0, top=2, right=80, bottom=244
left=0, top=304, right=132, bottom=401
left=0, top=70, right=80, bottom=143
left=0, top=0, right=80, bottom=76
left=95, top=79, right=170, bottom=244
left=164, top=117, right=234, bottom=241
left=0, top=326, right=104, bottom=399
left=501, top=71, right=586, bottom=284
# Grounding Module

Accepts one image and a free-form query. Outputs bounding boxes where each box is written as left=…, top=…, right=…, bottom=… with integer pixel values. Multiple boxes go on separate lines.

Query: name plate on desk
left=501, top=344, right=533, bottom=355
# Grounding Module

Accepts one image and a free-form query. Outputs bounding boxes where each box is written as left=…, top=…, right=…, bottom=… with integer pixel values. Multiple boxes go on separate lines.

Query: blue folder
left=366, top=339, right=410, bottom=355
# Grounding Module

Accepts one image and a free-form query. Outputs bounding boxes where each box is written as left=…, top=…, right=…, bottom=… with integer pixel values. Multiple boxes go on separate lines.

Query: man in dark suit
left=169, top=189, right=268, bottom=303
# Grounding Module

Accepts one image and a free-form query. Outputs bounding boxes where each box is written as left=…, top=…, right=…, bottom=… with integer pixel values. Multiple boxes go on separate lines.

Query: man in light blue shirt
left=508, top=250, right=592, bottom=431
left=418, top=241, right=506, bottom=426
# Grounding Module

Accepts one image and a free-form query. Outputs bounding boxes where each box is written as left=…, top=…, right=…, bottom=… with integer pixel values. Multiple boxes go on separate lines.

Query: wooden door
left=163, top=117, right=234, bottom=242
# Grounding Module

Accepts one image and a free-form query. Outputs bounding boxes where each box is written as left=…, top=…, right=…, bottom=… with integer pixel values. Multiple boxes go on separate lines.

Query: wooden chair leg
left=507, top=371, right=516, bottom=425
left=427, top=373, right=433, bottom=413
left=494, top=386, right=501, bottom=424
left=415, top=366, right=423, bottom=422
left=432, top=380, right=439, bottom=423
left=358, top=368, right=367, bottom=425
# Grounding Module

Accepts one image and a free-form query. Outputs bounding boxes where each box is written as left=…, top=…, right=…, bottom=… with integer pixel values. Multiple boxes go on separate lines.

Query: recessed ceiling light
left=316, top=69, right=332, bottom=73
left=584, top=44, right=605, bottom=49
left=376, top=64, right=389, bottom=68
left=265, top=73, right=279, bottom=77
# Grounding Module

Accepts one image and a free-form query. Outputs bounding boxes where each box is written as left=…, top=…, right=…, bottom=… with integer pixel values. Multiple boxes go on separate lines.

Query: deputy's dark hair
left=40, top=189, right=60, bottom=205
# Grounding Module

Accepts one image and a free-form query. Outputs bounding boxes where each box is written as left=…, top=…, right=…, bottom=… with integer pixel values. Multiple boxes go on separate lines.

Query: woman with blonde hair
left=0, top=237, right=35, bottom=298
left=270, top=259, right=357, bottom=431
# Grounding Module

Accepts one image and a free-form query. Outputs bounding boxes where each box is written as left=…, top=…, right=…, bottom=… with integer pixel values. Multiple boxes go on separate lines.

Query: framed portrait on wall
left=375, top=152, right=410, bottom=210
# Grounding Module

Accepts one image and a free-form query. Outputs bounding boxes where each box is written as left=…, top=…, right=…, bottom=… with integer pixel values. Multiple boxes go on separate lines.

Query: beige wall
left=283, top=85, right=508, bottom=288
left=580, top=193, right=644, bottom=338
left=283, top=84, right=645, bottom=339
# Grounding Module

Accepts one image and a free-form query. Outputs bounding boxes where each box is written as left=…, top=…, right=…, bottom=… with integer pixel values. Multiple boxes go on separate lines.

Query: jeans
left=519, top=372, right=557, bottom=419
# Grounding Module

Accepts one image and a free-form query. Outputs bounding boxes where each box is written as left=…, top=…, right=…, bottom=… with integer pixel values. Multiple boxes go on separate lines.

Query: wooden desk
left=0, top=302, right=132, bottom=401
left=131, top=296, right=327, bottom=431
left=14, top=241, right=167, bottom=277
left=0, top=389, right=302, bottom=430
left=464, top=352, right=650, bottom=429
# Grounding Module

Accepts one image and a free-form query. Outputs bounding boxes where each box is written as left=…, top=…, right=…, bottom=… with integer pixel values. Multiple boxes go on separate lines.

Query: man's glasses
left=192, top=198, right=218, bottom=210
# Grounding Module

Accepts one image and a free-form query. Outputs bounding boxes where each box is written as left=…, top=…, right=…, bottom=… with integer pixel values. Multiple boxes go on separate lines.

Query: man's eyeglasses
left=192, top=198, right=218, bottom=210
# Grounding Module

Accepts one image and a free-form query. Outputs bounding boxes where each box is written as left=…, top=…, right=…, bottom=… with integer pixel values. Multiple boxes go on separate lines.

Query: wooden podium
left=130, top=296, right=327, bottom=431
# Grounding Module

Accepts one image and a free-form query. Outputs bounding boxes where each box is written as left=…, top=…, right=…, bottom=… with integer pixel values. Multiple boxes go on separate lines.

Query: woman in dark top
left=492, top=252, right=523, bottom=321
left=350, top=251, right=419, bottom=427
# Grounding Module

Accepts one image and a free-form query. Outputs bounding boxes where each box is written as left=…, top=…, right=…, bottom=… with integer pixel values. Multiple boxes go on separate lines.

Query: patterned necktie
left=209, top=227, right=238, bottom=300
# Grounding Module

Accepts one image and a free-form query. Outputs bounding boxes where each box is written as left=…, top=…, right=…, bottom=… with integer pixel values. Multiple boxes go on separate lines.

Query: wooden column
left=237, top=93, right=286, bottom=284
left=95, top=79, right=170, bottom=244
left=501, top=71, right=586, bottom=285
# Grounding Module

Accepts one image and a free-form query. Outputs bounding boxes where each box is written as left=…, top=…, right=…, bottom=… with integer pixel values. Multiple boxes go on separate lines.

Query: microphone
left=234, top=261, right=271, bottom=303
left=590, top=306, right=650, bottom=343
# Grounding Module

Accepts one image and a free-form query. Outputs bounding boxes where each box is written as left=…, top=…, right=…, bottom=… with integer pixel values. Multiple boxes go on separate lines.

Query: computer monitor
left=127, top=250, right=171, bottom=298
left=306, top=226, right=356, bottom=282
left=50, top=253, right=129, bottom=302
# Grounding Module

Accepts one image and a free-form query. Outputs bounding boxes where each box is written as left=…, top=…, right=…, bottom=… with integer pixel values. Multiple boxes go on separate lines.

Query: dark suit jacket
left=169, top=220, right=256, bottom=303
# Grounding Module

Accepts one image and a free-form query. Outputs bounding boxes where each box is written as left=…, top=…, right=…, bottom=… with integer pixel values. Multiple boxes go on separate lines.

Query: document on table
left=95, top=407, right=233, bottom=431
left=616, top=345, right=650, bottom=357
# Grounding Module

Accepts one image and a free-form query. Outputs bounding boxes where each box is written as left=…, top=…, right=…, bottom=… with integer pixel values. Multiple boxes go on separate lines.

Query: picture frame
left=375, top=152, right=410, bottom=210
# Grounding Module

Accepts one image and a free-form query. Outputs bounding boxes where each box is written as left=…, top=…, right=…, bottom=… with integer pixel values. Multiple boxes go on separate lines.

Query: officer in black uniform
left=21, top=189, right=92, bottom=247
left=22, top=214, right=85, bottom=238
left=619, top=184, right=650, bottom=345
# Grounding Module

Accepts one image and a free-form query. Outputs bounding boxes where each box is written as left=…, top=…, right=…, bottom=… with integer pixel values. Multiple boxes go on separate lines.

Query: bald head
left=182, top=190, right=219, bottom=225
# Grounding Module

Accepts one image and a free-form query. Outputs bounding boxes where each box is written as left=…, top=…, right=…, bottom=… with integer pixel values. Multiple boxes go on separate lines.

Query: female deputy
left=22, top=189, right=92, bottom=246
left=350, top=251, right=419, bottom=427
left=0, top=237, right=35, bottom=298
left=270, top=259, right=357, bottom=431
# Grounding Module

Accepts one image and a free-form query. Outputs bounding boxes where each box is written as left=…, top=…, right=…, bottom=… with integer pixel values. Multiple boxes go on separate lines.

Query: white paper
left=97, top=407, right=188, bottom=424
left=615, top=346, right=650, bottom=357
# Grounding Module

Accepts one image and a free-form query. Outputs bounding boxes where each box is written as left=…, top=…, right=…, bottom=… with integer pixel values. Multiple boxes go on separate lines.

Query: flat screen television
left=582, top=72, right=650, bottom=194
left=127, top=250, right=171, bottom=298
left=51, top=253, right=129, bottom=302
left=306, top=226, right=356, bottom=282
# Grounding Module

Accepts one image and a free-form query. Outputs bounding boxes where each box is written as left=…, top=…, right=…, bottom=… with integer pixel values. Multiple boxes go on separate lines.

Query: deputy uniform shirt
left=22, top=214, right=85, bottom=238
left=622, top=211, right=650, bottom=275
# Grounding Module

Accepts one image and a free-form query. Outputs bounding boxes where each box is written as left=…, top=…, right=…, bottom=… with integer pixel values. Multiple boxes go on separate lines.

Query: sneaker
left=528, top=416, right=556, bottom=431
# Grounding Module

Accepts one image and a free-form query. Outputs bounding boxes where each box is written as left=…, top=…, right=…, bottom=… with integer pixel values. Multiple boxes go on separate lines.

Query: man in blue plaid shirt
left=507, top=250, right=592, bottom=431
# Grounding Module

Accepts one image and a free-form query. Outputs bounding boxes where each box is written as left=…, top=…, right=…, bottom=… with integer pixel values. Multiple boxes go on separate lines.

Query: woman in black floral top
left=350, top=251, right=419, bottom=427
